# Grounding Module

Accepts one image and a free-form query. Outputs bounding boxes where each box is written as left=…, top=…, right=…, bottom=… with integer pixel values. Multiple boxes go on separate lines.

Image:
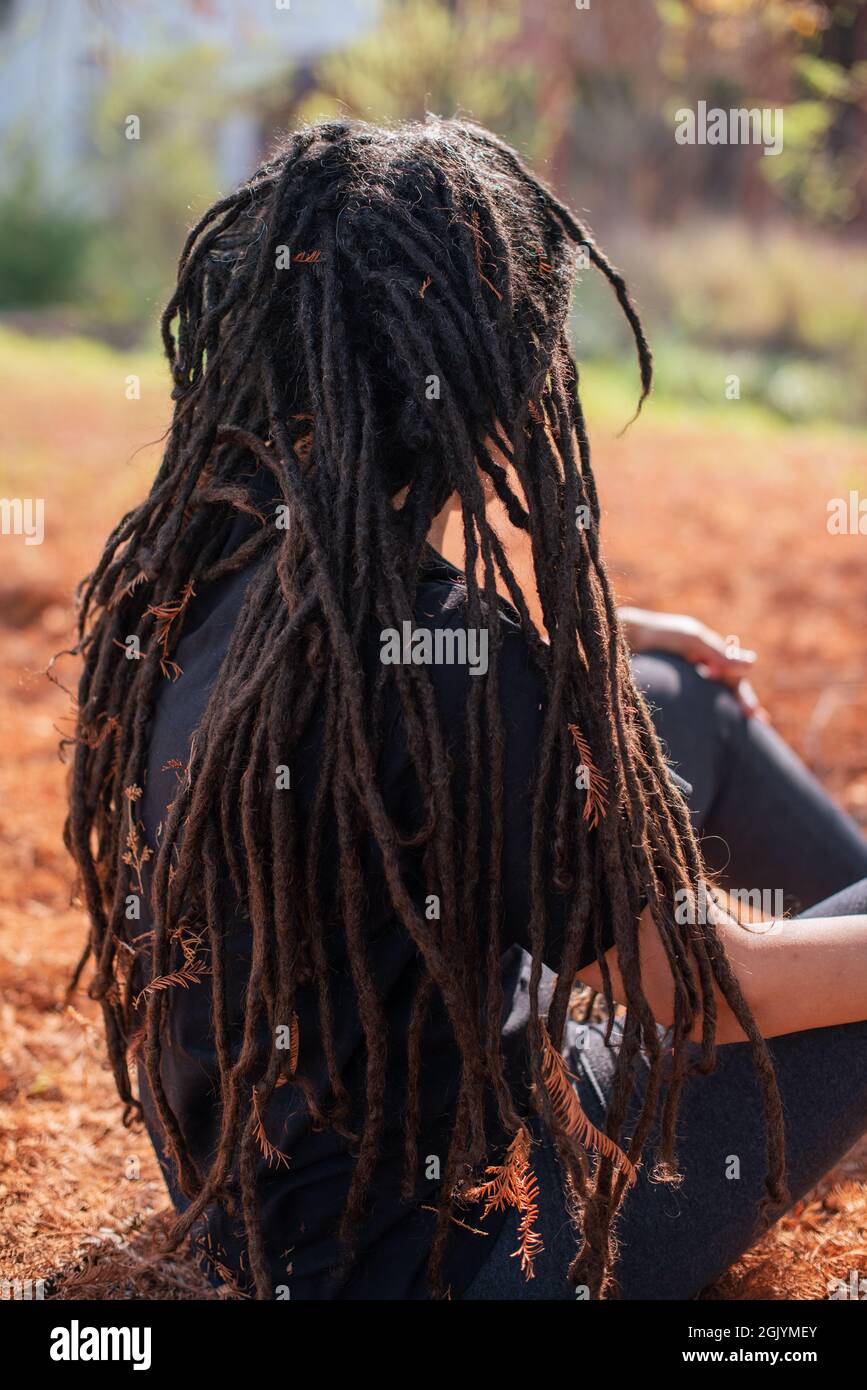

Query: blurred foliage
left=0, top=44, right=231, bottom=335
left=576, top=219, right=867, bottom=423
left=0, top=0, right=865, bottom=427
left=296, top=0, right=534, bottom=137
left=658, top=0, right=867, bottom=224
left=0, top=160, right=95, bottom=307
left=78, top=44, right=228, bottom=332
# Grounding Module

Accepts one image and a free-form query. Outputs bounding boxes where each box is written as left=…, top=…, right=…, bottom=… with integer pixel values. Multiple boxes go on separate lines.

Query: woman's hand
left=617, top=606, right=768, bottom=721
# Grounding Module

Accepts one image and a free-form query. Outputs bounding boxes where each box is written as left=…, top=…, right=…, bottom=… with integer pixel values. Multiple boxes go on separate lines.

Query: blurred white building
left=0, top=0, right=378, bottom=199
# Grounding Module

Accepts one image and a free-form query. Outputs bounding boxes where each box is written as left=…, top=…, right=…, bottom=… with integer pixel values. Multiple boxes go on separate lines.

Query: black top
left=133, top=481, right=618, bottom=1300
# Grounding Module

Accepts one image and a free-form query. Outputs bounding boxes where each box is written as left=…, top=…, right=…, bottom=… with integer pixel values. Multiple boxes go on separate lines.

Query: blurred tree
left=775, top=0, right=867, bottom=221
left=287, top=0, right=539, bottom=155
left=495, top=0, right=867, bottom=226
left=82, top=43, right=233, bottom=332
left=0, top=158, right=95, bottom=309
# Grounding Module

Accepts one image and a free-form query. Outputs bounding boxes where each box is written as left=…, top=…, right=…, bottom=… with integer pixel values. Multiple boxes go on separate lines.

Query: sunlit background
left=2, top=0, right=866, bottom=421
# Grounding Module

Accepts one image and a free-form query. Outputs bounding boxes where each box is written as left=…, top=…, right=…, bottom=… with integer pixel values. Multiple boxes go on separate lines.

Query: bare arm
left=579, top=904, right=867, bottom=1045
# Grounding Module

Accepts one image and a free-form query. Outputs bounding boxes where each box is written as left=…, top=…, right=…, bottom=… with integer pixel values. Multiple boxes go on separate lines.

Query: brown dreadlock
left=65, top=117, right=787, bottom=1299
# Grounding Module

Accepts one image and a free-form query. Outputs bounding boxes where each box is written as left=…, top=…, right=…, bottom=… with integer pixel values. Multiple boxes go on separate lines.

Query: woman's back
left=132, top=478, right=587, bottom=1297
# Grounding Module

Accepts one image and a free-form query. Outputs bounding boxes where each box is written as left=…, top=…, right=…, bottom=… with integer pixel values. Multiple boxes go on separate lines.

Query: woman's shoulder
left=400, top=557, right=547, bottom=728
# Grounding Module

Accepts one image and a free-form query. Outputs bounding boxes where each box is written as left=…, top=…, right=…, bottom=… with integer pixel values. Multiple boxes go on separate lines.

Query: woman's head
left=67, top=117, right=784, bottom=1300
left=163, top=116, right=649, bottom=528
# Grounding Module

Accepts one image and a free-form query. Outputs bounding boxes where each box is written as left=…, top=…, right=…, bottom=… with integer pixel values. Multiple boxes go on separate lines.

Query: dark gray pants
left=463, top=653, right=867, bottom=1299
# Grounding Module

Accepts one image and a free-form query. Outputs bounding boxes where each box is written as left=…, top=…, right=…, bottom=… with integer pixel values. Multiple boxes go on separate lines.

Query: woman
left=67, top=118, right=867, bottom=1301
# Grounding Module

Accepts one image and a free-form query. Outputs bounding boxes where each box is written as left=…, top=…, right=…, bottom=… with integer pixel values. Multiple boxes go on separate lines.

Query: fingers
left=689, top=629, right=771, bottom=722
left=687, top=625, right=757, bottom=677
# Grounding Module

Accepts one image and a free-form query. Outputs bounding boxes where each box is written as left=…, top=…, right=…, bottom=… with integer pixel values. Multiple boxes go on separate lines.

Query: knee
left=632, top=651, right=744, bottom=744
left=631, top=653, right=748, bottom=826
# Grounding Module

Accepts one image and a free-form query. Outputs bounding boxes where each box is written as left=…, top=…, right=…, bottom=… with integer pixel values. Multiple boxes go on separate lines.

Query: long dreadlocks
left=65, top=117, right=787, bottom=1299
